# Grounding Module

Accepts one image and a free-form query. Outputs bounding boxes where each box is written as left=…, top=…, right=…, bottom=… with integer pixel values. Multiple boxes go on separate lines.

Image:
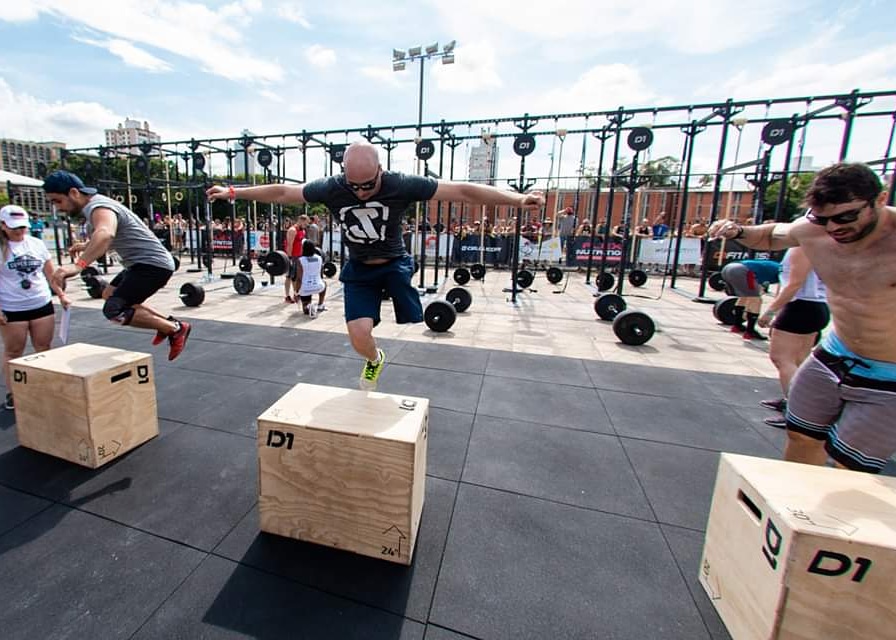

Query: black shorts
left=772, top=299, right=830, bottom=335
left=109, top=264, right=173, bottom=306
left=288, top=257, right=301, bottom=281
left=4, top=301, right=54, bottom=323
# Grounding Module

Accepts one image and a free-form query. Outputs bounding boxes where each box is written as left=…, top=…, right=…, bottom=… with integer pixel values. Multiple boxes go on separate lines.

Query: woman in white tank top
left=757, top=246, right=830, bottom=427
left=296, top=239, right=328, bottom=318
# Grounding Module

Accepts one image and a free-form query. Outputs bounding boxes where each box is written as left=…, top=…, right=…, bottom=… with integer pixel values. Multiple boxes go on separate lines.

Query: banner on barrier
left=566, top=238, right=626, bottom=266
left=704, top=239, right=775, bottom=267
left=637, top=238, right=703, bottom=265
left=519, top=236, right=562, bottom=263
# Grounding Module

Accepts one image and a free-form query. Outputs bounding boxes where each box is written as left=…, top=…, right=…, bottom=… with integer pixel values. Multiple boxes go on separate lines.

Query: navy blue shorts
left=340, top=255, right=422, bottom=326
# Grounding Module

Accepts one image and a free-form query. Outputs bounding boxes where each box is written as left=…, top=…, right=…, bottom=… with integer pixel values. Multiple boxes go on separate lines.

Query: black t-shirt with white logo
left=302, top=171, right=438, bottom=262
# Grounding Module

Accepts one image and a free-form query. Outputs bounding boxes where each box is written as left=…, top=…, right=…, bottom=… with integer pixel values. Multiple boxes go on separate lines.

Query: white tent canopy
left=0, top=169, right=43, bottom=188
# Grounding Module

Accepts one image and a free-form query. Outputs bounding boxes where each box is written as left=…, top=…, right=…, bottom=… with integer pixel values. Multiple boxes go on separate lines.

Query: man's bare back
left=793, top=206, right=896, bottom=362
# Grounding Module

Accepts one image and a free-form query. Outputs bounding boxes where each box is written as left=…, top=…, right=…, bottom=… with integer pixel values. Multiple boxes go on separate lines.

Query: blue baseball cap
left=42, top=170, right=98, bottom=196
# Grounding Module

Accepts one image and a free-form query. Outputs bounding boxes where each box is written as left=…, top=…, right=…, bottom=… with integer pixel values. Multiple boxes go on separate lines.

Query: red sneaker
left=729, top=324, right=745, bottom=333
left=152, top=317, right=175, bottom=346
left=168, top=322, right=191, bottom=361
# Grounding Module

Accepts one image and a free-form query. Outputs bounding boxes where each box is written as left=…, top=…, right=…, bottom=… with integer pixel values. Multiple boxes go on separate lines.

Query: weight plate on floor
left=515, top=269, right=534, bottom=289
left=628, top=269, right=647, bottom=287
left=424, top=300, right=457, bottom=332
left=453, top=267, right=471, bottom=286
left=597, top=271, right=615, bottom=292
left=595, top=293, right=627, bottom=321
left=470, top=263, right=486, bottom=280
left=239, top=256, right=253, bottom=272
left=85, top=276, right=107, bottom=299
left=322, top=261, right=337, bottom=278
left=708, top=271, right=726, bottom=292
left=713, top=296, right=739, bottom=325
left=546, top=267, right=563, bottom=284
left=264, top=250, right=289, bottom=276
left=179, top=282, right=205, bottom=307
left=80, top=266, right=99, bottom=283
left=233, top=272, right=255, bottom=295
left=446, top=287, right=472, bottom=313
left=613, top=310, right=655, bottom=346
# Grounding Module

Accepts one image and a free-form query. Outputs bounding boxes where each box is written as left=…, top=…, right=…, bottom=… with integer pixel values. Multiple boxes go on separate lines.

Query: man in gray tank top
left=43, top=171, right=191, bottom=361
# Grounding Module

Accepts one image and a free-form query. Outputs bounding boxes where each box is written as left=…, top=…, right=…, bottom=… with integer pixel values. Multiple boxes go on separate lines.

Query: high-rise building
left=468, top=129, right=499, bottom=184
left=231, top=129, right=257, bottom=178
left=104, top=119, right=161, bottom=155
left=0, top=138, right=66, bottom=216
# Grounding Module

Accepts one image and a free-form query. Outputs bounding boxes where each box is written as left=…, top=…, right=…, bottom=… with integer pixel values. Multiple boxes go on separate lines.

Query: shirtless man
left=709, top=163, right=896, bottom=473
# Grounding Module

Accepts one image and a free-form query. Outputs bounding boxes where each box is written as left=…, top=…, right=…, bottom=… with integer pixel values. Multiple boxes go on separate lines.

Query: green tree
left=582, top=155, right=681, bottom=188
left=763, top=172, right=816, bottom=222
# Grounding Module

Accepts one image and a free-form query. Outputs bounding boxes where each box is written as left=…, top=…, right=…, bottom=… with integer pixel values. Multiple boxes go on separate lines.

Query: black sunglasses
left=344, top=169, right=380, bottom=192
left=806, top=202, right=869, bottom=226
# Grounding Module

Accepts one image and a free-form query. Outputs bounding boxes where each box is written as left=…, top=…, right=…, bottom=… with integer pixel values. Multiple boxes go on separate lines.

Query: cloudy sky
left=1, top=0, right=895, bottom=186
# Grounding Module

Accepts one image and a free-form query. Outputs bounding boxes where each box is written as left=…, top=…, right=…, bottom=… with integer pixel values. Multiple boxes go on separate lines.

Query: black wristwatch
left=733, top=224, right=745, bottom=239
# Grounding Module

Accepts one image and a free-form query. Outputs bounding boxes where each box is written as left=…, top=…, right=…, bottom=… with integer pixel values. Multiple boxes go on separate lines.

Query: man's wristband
left=228, top=185, right=236, bottom=202
left=733, top=224, right=745, bottom=239
left=75, top=259, right=88, bottom=270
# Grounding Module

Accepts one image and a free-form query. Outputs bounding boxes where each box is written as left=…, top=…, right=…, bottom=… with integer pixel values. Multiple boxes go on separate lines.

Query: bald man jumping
left=207, top=141, right=543, bottom=390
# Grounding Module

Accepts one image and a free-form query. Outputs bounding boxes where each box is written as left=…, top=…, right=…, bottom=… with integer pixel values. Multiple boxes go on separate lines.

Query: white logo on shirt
left=339, top=201, right=391, bottom=244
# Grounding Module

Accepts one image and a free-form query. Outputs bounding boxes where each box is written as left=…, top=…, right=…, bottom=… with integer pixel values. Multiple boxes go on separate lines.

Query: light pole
left=392, top=40, right=456, bottom=136
left=393, top=41, right=456, bottom=288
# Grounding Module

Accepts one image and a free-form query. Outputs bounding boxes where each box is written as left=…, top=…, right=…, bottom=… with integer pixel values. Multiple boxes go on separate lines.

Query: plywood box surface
left=11, top=343, right=159, bottom=468
left=258, top=383, right=428, bottom=565
left=699, top=453, right=896, bottom=640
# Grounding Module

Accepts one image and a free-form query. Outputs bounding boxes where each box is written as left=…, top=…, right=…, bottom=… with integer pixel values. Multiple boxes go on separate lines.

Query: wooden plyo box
left=257, top=383, right=428, bottom=565
left=10, top=343, right=159, bottom=469
left=699, top=453, right=896, bottom=640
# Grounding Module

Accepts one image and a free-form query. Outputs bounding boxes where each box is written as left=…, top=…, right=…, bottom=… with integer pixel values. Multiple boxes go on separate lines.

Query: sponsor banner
left=519, top=235, right=562, bottom=263
left=704, top=239, right=775, bottom=267
left=637, top=238, right=703, bottom=266
left=566, top=237, right=626, bottom=266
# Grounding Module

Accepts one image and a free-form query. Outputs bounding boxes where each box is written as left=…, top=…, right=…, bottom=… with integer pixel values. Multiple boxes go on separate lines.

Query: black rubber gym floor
left=1, top=308, right=893, bottom=639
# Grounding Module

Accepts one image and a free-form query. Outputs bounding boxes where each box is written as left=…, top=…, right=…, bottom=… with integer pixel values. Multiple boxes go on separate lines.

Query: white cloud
left=276, top=2, right=311, bottom=28
left=432, top=41, right=501, bottom=94
left=0, top=77, right=120, bottom=147
left=306, top=44, right=336, bottom=68
left=719, top=44, right=896, bottom=99
left=530, top=63, right=659, bottom=114
left=360, top=65, right=403, bottom=88
left=0, top=1, right=41, bottom=21
left=258, top=89, right=286, bottom=103
left=432, top=0, right=806, bottom=55
left=3, top=0, right=283, bottom=84
left=73, top=36, right=171, bottom=73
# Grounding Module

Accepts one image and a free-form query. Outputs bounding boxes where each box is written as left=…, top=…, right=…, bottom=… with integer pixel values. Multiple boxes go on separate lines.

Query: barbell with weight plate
left=470, top=263, right=486, bottom=280
left=515, top=269, right=535, bottom=289
left=546, top=267, right=564, bottom=284
left=172, top=255, right=180, bottom=272
left=424, top=287, right=473, bottom=332
left=713, top=296, right=739, bottom=325
left=263, top=250, right=290, bottom=277
left=628, top=269, right=648, bottom=287
left=322, top=261, right=337, bottom=278
left=80, top=266, right=100, bottom=283
left=85, top=276, right=107, bottom=299
left=239, top=256, right=253, bottom=272
left=594, top=293, right=627, bottom=321
left=597, top=272, right=615, bottom=292
left=233, top=272, right=255, bottom=295
left=453, top=267, right=471, bottom=285
left=708, top=271, right=726, bottom=292
left=179, top=283, right=205, bottom=307
left=613, top=310, right=656, bottom=346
